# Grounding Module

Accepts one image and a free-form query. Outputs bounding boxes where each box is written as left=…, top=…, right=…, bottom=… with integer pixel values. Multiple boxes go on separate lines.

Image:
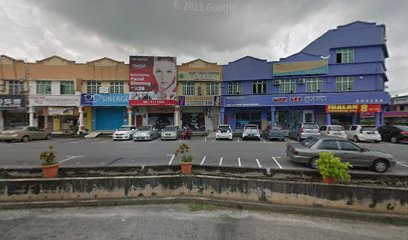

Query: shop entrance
left=331, top=114, right=352, bottom=127
left=236, top=111, right=261, bottom=129
left=277, top=110, right=302, bottom=130
left=136, top=115, right=143, bottom=128
left=148, top=113, right=173, bottom=130
left=182, top=112, right=205, bottom=131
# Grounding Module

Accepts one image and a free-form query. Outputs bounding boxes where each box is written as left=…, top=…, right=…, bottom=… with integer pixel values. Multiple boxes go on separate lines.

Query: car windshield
left=329, top=126, right=344, bottom=131
left=163, top=126, right=177, bottom=131
left=303, top=123, right=318, bottom=129
left=397, top=126, right=408, bottom=131
left=300, top=137, right=318, bottom=147
left=138, top=126, right=152, bottom=131
left=362, top=126, right=377, bottom=131
left=3, top=127, right=25, bottom=131
left=118, top=127, right=132, bottom=131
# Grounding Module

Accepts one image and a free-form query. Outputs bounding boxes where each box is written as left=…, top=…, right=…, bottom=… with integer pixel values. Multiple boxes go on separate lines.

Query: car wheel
left=353, top=136, right=359, bottom=142
left=45, top=134, right=52, bottom=140
left=391, top=137, right=398, bottom=144
left=374, top=140, right=381, bottom=143
left=129, top=134, right=133, bottom=140
left=309, top=157, right=319, bottom=169
left=372, top=159, right=389, bottom=173
left=22, top=135, right=30, bottom=142
left=297, top=135, right=301, bottom=142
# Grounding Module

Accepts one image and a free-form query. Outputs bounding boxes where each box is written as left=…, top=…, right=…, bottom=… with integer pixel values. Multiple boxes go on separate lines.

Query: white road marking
left=99, top=140, right=110, bottom=143
left=272, top=156, right=283, bottom=169
left=204, top=137, right=207, bottom=142
left=168, top=154, right=175, bottom=165
left=237, top=138, right=240, bottom=142
left=59, top=155, right=85, bottom=164
left=200, top=156, right=207, bottom=165
left=261, top=138, right=266, bottom=143
left=397, top=161, right=408, bottom=168
left=211, top=138, right=216, bottom=142
left=256, top=158, right=262, bottom=168
left=238, top=157, right=241, bottom=167
left=219, top=156, right=223, bottom=166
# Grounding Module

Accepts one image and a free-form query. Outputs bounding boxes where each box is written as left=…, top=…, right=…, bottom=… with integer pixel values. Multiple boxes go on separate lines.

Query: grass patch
left=186, top=201, right=228, bottom=211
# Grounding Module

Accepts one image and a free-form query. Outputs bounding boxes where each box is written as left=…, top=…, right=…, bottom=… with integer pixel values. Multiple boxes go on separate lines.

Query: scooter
left=181, top=127, right=192, bottom=140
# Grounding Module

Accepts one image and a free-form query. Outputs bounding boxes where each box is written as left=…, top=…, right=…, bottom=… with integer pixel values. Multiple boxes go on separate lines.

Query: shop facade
left=222, top=22, right=391, bottom=129
left=177, top=59, right=222, bottom=131
left=0, top=94, right=28, bottom=129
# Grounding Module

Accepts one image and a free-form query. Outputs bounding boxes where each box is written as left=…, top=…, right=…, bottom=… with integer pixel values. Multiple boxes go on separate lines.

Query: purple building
left=221, top=21, right=391, bottom=130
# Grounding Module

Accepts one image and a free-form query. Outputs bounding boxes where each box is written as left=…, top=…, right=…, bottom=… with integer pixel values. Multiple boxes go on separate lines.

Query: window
left=206, top=82, right=219, bottom=95
left=109, top=81, right=124, bottom=94
left=60, top=81, right=75, bottom=95
left=253, top=81, right=267, bottom=94
left=228, top=81, right=242, bottom=95
left=182, top=82, right=195, bottom=95
left=350, top=126, right=358, bottom=131
left=306, top=78, right=323, bottom=92
left=336, top=77, right=354, bottom=91
left=279, top=79, right=296, bottom=93
left=318, top=140, right=339, bottom=150
left=36, top=81, right=51, bottom=95
left=87, top=81, right=101, bottom=94
left=8, top=81, right=24, bottom=94
left=336, top=48, right=354, bottom=63
left=339, top=141, right=360, bottom=151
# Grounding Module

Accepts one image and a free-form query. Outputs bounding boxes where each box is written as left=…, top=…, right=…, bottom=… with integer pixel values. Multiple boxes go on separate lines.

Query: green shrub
left=40, top=146, right=57, bottom=166
left=316, top=152, right=351, bottom=181
left=174, top=143, right=193, bottom=163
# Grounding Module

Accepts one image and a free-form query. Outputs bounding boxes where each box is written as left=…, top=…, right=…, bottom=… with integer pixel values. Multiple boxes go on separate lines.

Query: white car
left=319, top=125, right=347, bottom=139
left=346, top=125, right=381, bottom=143
left=112, top=125, right=137, bottom=140
left=216, top=125, right=233, bottom=140
left=242, top=124, right=261, bottom=140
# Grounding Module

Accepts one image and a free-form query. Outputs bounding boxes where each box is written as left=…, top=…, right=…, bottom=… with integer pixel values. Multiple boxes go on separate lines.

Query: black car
left=378, top=125, right=408, bottom=143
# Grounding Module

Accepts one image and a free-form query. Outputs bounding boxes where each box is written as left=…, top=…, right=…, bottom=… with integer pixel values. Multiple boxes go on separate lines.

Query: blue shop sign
left=81, top=94, right=129, bottom=106
left=223, top=91, right=391, bottom=107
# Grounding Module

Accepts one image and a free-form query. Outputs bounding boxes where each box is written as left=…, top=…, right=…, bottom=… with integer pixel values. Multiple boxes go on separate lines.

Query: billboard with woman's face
left=129, top=56, right=178, bottom=106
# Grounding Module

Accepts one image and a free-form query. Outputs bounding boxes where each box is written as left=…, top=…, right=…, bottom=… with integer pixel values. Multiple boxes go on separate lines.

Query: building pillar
left=0, top=111, right=4, bottom=130
left=220, top=107, right=225, bottom=125
left=375, top=112, right=381, bottom=127
left=78, top=107, right=85, bottom=134
left=44, top=114, right=48, bottom=130
left=271, top=107, right=276, bottom=126
left=326, top=113, right=331, bottom=125
left=174, top=105, right=180, bottom=127
left=128, top=107, right=133, bottom=126
left=29, top=107, right=35, bottom=127
left=352, top=113, right=357, bottom=125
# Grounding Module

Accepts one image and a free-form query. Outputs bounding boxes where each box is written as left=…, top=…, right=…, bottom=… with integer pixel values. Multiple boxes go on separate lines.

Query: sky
left=0, top=0, right=407, bottom=95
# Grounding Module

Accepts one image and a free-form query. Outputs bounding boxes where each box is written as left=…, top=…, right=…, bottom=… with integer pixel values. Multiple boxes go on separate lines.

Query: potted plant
left=316, top=152, right=351, bottom=184
left=174, top=143, right=193, bottom=174
left=40, top=146, right=59, bottom=178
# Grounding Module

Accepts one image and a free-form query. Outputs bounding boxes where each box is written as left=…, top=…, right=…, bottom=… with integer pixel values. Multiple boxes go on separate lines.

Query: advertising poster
left=129, top=56, right=178, bottom=106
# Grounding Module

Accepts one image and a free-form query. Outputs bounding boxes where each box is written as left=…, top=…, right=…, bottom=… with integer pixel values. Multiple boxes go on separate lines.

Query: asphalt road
left=0, top=204, right=406, bottom=240
left=0, top=136, right=407, bottom=175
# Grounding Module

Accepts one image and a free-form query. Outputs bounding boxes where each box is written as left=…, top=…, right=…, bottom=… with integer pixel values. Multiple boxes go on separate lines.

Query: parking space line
left=168, top=154, right=175, bottom=165
left=59, top=155, right=85, bottom=164
left=219, top=156, right=223, bottom=166
left=211, top=138, right=216, bottom=142
left=200, top=156, right=207, bottom=165
left=255, top=159, right=262, bottom=168
left=238, top=157, right=241, bottom=167
left=204, top=137, right=207, bottom=142
left=237, top=138, right=240, bottom=142
left=397, top=161, right=408, bottom=168
left=272, top=156, right=283, bottom=169
left=261, top=138, right=266, bottom=143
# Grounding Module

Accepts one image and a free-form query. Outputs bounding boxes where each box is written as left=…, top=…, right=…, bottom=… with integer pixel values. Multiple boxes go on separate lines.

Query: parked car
left=242, top=124, right=260, bottom=140
left=320, top=125, right=347, bottom=139
left=216, top=125, right=233, bottom=140
left=346, top=125, right=381, bottom=143
left=0, top=126, right=52, bottom=142
left=112, top=125, right=137, bottom=141
left=378, top=125, right=408, bottom=144
left=264, top=125, right=285, bottom=141
left=288, top=122, right=320, bottom=141
left=286, top=136, right=396, bottom=172
left=161, top=125, right=180, bottom=140
left=133, top=125, right=159, bottom=141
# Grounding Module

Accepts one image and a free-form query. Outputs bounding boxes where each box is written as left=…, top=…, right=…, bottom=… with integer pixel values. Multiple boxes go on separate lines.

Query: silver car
left=133, top=125, right=159, bottom=141
left=286, top=136, right=396, bottom=173
left=161, top=125, right=180, bottom=140
left=289, top=122, right=320, bottom=141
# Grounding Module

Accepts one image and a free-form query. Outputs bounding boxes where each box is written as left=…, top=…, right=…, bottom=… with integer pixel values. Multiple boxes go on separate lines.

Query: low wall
left=0, top=174, right=407, bottom=215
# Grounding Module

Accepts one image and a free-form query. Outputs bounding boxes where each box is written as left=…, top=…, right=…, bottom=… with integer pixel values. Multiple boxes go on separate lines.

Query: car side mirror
left=361, top=148, right=369, bottom=152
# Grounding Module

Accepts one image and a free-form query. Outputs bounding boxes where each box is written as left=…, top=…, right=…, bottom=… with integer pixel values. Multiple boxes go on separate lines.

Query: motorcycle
left=181, top=127, right=192, bottom=140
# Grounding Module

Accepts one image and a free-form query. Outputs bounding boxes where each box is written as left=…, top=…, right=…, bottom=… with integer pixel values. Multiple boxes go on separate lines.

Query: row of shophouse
left=0, top=21, right=400, bottom=133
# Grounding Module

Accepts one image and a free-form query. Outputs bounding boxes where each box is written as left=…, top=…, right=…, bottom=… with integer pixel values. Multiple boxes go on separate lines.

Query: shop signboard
left=129, top=56, right=178, bottom=106
left=223, top=91, right=391, bottom=107
left=273, top=60, right=328, bottom=76
left=48, top=107, right=74, bottom=116
left=178, top=71, right=221, bottom=81
left=81, top=94, right=129, bottom=106
left=0, top=95, right=26, bottom=108
left=325, top=104, right=381, bottom=113
left=179, top=96, right=219, bottom=106
left=29, top=95, right=80, bottom=106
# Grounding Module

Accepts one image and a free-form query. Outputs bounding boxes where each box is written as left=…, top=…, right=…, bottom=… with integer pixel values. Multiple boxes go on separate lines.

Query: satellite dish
left=320, top=55, right=330, bottom=60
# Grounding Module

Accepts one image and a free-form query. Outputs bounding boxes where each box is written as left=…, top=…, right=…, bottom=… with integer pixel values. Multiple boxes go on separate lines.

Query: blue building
left=221, top=21, right=390, bottom=130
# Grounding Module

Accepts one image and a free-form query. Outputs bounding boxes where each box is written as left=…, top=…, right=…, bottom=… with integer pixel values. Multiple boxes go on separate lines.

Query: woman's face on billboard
left=154, top=60, right=176, bottom=90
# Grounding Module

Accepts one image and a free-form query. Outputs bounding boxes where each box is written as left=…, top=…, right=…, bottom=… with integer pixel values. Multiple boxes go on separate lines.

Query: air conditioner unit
left=99, top=87, right=109, bottom=94
left=298, top=78, right=306, bottom=84
left=0, top=79, right=5, bottom=86
left=274, top=80, right=282, bottom=85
